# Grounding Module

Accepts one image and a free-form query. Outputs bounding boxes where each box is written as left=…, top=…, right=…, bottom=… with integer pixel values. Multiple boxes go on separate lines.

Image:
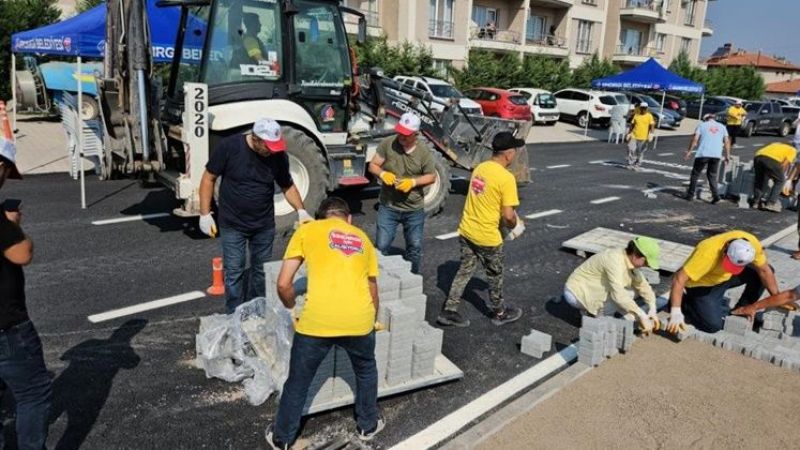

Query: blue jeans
left=274, top=332, right=378, bottom=444
left=375, top=205, right=425, bottom=274
left=220, top=226, right=275, bottom=314
left=683, top=266, right=765, bottom=333
left=0, top=321, right=53, bottom=450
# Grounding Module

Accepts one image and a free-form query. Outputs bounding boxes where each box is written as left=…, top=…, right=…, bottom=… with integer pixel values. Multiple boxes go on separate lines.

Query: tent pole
left=655, top=90, right=666, bottom=150
left=10, top=54, right=16, bottom=137
left=698, top=92, right=705, bottom=121
left=78, top=56, right=86, bottom=210
left=584, top=99, right=589, bottom=136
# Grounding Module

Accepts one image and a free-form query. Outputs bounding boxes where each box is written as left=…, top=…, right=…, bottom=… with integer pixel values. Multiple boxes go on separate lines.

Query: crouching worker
left=666, top=230, right=779, bottom=334
left=562, top=237, right=662, bottom=333
left=266, top=197, right=384, bottom=450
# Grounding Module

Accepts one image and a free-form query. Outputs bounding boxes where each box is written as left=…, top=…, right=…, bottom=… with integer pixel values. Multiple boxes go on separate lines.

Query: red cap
left=721, top=255, right=745, bottom=275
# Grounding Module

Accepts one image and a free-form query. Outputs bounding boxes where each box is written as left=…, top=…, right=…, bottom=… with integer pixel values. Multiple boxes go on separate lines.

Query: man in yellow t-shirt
left=268, top=197, right=384, bottom=448
left=751, top=142, right=797, bottom=212
left=726, top=100, right=747, bottom=147
left=665, top=230, right=779, bottom=334
left=626, top=103, right=655, bottom=170
left=437, top=132, right=525, bottom=328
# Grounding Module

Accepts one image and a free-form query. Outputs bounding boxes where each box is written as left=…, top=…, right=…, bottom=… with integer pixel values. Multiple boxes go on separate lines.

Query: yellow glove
left=379, top=171, right=396, bottom=186
left=374, top=321, right=386, bottom=331
left=647, top=307, right=660, bottom=331
left=636, top=311, right=654, bottom=336
left=395, top=178, right=417, bottom=193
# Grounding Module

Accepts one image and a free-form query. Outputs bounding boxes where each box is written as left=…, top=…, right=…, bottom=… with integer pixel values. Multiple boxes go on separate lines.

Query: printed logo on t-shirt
left=328, top=230, right=365, bottom=256
left=709, top=125, right=721, bottom=134
left=471, top=176, right=486, bottom=195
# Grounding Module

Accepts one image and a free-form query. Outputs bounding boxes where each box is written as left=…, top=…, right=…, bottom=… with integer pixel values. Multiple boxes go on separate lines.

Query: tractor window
left=293, top=1, right=351, bottom=88
left=171, top=5, right=210, bottom=96
left=202, top=0, right=283, bottom=86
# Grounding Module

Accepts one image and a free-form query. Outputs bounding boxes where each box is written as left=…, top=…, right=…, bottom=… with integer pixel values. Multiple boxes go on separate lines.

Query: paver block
left=723, top=315, right=751, bottom=336
left=520, top=329, right=552, bottom=358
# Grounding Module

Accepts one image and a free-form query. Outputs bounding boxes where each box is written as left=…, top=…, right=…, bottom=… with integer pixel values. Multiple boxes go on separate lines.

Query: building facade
left=345, top=0, right=712, bottom=73
left=705, top=43, right=800, bottom=85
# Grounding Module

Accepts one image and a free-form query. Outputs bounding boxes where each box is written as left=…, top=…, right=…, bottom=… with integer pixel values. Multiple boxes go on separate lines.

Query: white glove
left=297, top=209, right=313, bottom=224
left=505, top=216, right=525, bottom=241
left=647, top=306, right=660, bottom=330
left=635, top=309, right=654, bottom=336
left=199, top=213, right=217, bottom=238
left=647, top=134, right=655, bottom=143
left=666, top=307, right=686, bottom=334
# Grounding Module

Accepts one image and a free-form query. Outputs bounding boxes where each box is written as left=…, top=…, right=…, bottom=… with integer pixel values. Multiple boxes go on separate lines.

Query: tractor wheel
left=274, top=127, right=330, bottom=231
left=423, top=149, right=451, bottom=216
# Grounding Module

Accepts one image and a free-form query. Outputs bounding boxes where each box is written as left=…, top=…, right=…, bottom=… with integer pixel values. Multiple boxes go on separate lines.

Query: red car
left=463, top=87, right=532, bottom=121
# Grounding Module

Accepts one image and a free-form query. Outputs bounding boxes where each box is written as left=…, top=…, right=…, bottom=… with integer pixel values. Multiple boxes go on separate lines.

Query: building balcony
left=469, top=26, right=522, bottom=53
left=523, top=34, right=569, bottom=58
left=619, top=0, right=665, bottom=23
left=529, top=0, right=574, bottom=8
left=612, top=45, right=662, bottom=64
left=429, top=19, right=455, bottom=40
left=702, top=19, right=713, bottom=36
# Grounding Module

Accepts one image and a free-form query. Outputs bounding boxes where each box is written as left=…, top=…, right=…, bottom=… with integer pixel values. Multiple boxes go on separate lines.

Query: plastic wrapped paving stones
left=195, top=296, right=294, bottom=405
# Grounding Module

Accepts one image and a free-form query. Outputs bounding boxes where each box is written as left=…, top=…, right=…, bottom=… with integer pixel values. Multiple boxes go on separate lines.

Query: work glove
left=647, top=307, right=660, bottom=331
left=782, top=179, right=795, bottom=197
left=378, top=170, right=397, bottom=186
left=297, top=209, right=313, bottom=224
left=199, top=213, right=217, bottom=238
left=635, top=309, right=654, bottom=336
left=395, top=178, right=416, bottom=193
left=505, top=216, right=525, bottom=241
left=666, top=307, right=687, bottom=334
left=647, top=134, right=655, bottom=143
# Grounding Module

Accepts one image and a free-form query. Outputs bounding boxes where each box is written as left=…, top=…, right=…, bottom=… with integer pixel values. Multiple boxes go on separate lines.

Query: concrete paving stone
left=639, top=268, right=660, bottom=285
left=577, top=352, right=604, bottom=367
left=401, top=285, right=425, bottom=297
left=676, top=324, right=696, bottom=341
left=760, top=329, right=782, bottom=339
left=520, top=329, right=553, bottom=358
left=578, top=330, right=604, bottom=346
left=723, top=315, right=751, bottom=335
left=403, top=294, right=428, bottom=324
left=377, top=301, right=399, bottom=325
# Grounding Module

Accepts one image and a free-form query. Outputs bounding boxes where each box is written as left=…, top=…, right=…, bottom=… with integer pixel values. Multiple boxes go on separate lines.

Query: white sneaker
left=357, top=417, right=386, bottom=441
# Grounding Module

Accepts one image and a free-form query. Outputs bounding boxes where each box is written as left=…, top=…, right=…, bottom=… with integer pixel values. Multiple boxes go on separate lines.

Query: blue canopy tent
left=590, top=58, right=705, bottom=145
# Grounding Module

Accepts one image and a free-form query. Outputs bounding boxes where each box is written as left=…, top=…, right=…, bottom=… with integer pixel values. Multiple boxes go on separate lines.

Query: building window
left=618, top=28, right=643, bottom=55
left=576, top=20, right=594, bottom=54
left=429, top=0, right=455, bottom=39
left=472, top=6, right=498, bottom=29
left=655, top=33, right=666, bottom=52
left=683, top=0, right=696, bottom=25
left=527, top=14, right=547, bottom=41
left=681, top=37, right=692, bottom=54
left=432, top=59, right=451, bottom=78
left=581, top=0, right=598, bottom=5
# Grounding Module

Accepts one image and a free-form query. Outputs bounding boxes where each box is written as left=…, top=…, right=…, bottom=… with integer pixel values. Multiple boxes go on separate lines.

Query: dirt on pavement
left=478, top=336, right=800, bottom=450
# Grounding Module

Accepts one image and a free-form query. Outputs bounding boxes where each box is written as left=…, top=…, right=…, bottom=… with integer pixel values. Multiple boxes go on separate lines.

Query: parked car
left=639, top=91, right=686, bottom=118
left=714, top=101, right=797, bottom=137
left=392, top=75, right=483, bottom=115
left=508, top=88, right=560, bottom=125
left=685, top=96, right=735, bottom=119
left=552, top=88, right=625, bottom=128
left=623, top=92, right=682, bottom=129
left=463, top=87, right=532, bottom=121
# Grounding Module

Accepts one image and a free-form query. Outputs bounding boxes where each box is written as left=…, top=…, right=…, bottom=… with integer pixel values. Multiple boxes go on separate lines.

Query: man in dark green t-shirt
left=367, top=112, right=437, bottom=274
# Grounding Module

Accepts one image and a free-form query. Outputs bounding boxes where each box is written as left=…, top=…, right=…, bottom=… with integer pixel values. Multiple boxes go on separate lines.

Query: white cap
left=252, top=118, right=286, bottom=152
left=722, top=239, right=756, bottom=274
left=0, top=137, right=21, bottom=179
left=395, top=112, right=421, bottom=136
left=639, top=102, right=648, bottom=108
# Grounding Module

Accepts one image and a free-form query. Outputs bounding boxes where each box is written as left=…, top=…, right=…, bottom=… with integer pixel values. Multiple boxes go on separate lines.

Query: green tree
left=518, top=55, right=572, bottom=92
left=354, top=35, right=438, bottom=79
left=76, top=0, right=105, bottom=13
left=450, top=49, right=522, bottom=90
left=570, top=54, right=619, bottom=89
left=0, top=0, right=62, bottom=99
left=668, top=50, right=705, bottom=83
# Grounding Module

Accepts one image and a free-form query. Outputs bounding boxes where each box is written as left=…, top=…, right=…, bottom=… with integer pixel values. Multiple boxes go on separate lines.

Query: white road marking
left=589, top=160, right=606, bottom=164
left=642, top=186, right=680, bottom=195
left=87, top=291, right=206, bottom=323
left=434, top=231, right=460, bottom=241
left=546, top=164, right=571, bottom=169
left=753, top=144, right=762, bottom=147
left=642, top=159, right=693, bottom=170
left=524, top=209, right=563, bottom=220
left=600, top=184, right=635, bottom=190
left=590, top=196, right=621, bottom=204
left=600, top=162, right=686, bottom=180
left=92, top=213, right=171, bottom=225
left=657, top=152, right=674, bottom=156
left=390, top=345, right=577, bottom=450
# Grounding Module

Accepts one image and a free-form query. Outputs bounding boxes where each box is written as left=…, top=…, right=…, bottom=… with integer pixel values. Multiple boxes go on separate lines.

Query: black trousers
left=726, top=124, right=740, bottom=145
left=687, top=157, right=721, bottom=197
left=752, top=155, right=785, bottom=205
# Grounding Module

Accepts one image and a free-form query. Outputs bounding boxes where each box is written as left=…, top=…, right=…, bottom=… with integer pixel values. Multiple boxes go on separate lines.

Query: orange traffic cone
left=207, top=257, right=225, bottom=296
left=0, top=101, right=12, bottom=140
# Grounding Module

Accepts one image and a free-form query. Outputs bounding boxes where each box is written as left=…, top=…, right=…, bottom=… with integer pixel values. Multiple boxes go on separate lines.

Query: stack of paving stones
left=577, top=316, right=635, bottom=367
left=265, top=255, right=448, bottom=410
left=688, top=310, right=800, bottom=373
left=520, top=329, right=552, bottom=358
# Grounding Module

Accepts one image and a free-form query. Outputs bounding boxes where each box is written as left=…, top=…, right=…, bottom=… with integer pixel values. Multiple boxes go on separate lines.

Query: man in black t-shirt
left=0, top=139, right=53, bottom=450
left=198, top=118, right=311, bottom=313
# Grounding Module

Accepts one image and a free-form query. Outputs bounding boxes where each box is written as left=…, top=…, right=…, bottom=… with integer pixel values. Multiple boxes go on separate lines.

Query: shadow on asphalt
left=544, top=297, right=582, bottom=329
left=436, top=260, right=493, bottom=318
left=49, top=319, right=147, bottom=450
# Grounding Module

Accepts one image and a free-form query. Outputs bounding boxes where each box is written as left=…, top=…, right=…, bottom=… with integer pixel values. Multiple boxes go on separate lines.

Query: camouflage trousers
left=444, top=237, right=505, bottom=312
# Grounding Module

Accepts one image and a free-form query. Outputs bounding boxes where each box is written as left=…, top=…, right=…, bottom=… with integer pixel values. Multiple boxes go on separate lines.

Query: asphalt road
left=0, top=134, right=794, bottom=449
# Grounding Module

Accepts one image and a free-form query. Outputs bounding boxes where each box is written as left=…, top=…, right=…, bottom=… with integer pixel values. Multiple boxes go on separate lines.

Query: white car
left=508, top=88, right=560, bottom=125
left=393, top=75, right=483, bottom=115
left=553, top=88, right=628, bottom=128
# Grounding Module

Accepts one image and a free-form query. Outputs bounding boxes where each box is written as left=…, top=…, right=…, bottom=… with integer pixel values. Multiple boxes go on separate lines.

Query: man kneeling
left=563, top=237, right=661, bottom=332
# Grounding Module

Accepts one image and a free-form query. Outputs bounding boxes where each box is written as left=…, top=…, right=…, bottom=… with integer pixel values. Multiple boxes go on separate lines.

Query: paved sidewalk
left=526, top=118, right=699, bottom=144
left=12, top=115, right=95, bottom=175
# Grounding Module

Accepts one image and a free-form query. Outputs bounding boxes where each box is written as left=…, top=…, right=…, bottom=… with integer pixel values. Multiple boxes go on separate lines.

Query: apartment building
left=344, top=0, right=713, bottom=72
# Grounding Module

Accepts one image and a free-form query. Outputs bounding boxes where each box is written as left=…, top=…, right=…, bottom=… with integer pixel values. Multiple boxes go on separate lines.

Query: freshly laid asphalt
left=0, top=133, right=794, bottom=449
